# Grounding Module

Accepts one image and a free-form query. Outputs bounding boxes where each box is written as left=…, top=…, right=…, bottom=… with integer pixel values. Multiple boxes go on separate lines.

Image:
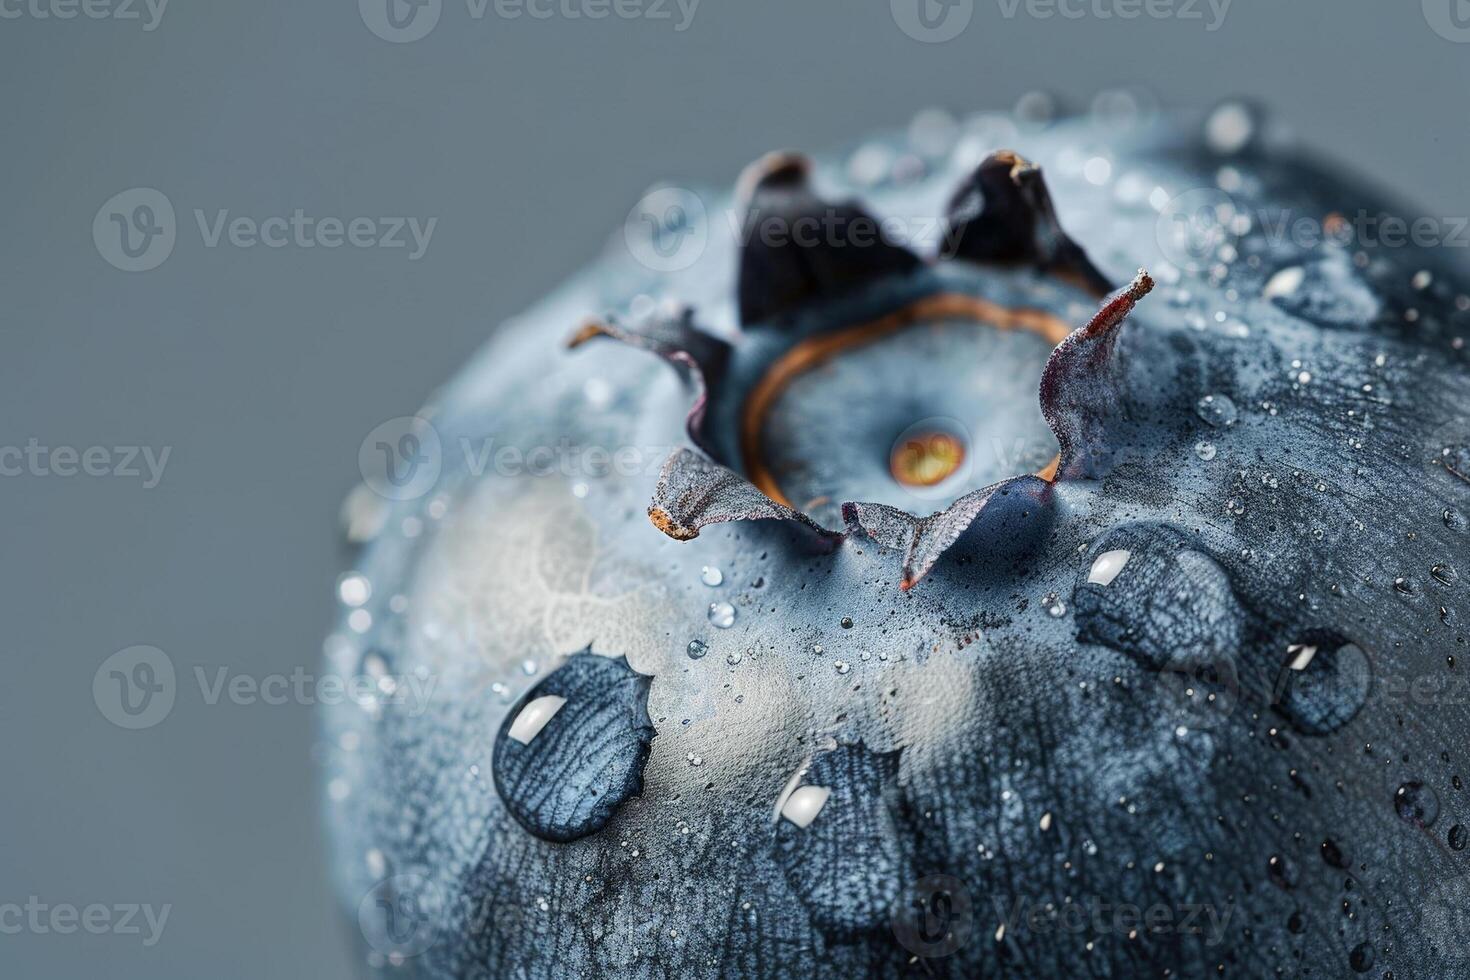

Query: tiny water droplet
left=1450, top=824, right=1468, bottom=851
left=1432, top=563, right=1457, bottom=586
left=1194, top=441, right=1217, bottom=461
left=834, top=661, right=851, bottom=675
left=1043, top=594, right=1067, bottom=618
left=1395, top=781, right=1440, bottom=826
left=840, top=617, right=854, bottom=629
left=700, top=565, right=723, bottom=587
left=686, top=639, right=708, bottom=660
left=1196, top=393, right=1239, bottom=427
left=708, top=602, right=736, bottom=629
left=725, top=650, right=742, bottom=666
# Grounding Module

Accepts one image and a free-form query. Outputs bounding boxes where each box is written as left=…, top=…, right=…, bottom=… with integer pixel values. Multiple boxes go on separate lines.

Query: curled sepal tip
left=737, top=151, right=921, bottom=327
left=1040, top=268, right=1154, bottom=481
left=648, top=448, right=840, bottom=548
left=567, top=309, right=730, bottom=458
left=943, top=150, right=1112, bottom=295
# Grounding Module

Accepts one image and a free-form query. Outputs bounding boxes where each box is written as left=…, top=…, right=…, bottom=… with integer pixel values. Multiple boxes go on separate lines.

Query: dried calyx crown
left=570, top=149, right=1153, bottom=590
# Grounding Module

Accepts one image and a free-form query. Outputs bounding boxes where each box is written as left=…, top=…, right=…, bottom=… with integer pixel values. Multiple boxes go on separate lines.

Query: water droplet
left=492, top=652, right=654, bottom=843
left=1194, top=441, right=1217, bottom=461
left=1349, top=941, right=1375, bottom=973
left=1043, top=594, right=1066, bottom=618
left=337, top=572, right=372, bottom=607
left=840, top=617, right=854, bottom=629
left=834, top=661, right=852, bottom=675
left=1432, top=563, right=1457, bottom=586
left=1320, top=838, right=1349, bottom=869
left=1447, top=507, right=1467, bottom=532
left=725, top=650, right=742, bottom=666
left=1451, top=824, right=1468, bottom=850
left=1393, top=576, right=1416, bottom=597
left=708, top=602, right=736, bottom=629
left=686, top=639, right=708, bottom=660
left=1196, top=394, right=1239, bottom=427
left=1267, top=854, right=1296, bottom=890
left=1276, top=639, right=1371, bottom=736
left=700, top=565, right=723, bottom=587
left=1225, top=497, right=1246, bottom=516
left=1204, top=101, right=1255, bottom=155
left=1394, top=781, right=1440, bottom=827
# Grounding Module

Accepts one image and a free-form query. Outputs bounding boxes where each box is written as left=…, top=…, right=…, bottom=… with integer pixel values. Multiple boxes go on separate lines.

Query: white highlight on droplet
left=508, top=695, right=567, bottom=745
left=1286, top=644, right=1318, bottom=672
left=779, top=785, right=831, bottom=829
left=1263, top=266, right=1304, bottom=300
left=1087, top=549, right=1132, bottom=587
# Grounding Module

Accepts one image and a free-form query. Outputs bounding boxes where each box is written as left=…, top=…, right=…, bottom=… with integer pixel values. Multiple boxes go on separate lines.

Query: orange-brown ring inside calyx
left=740, top=294, right=1069, bottom=508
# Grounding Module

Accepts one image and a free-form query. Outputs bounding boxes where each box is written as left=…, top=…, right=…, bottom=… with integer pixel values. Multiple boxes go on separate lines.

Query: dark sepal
left=942, top=150, right=1112, bottom=295
left=737, top=151, right=922, bottom=327
left=1040, top=268, right=1153, bottom=480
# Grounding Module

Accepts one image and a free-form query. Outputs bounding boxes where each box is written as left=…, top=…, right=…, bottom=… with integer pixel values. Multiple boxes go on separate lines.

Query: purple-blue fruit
left=324, top=103, right=1470, bottom=977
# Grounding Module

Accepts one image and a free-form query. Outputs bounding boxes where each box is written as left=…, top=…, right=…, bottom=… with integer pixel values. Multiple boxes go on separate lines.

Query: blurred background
left=2, top=2, right=1466, bottom=976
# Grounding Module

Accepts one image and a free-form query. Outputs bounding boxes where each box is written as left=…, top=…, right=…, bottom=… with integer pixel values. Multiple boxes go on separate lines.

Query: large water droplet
left=1275, top=637, right=1371, bottom=736
left=492, top=651, right=655, bottom=843
left=773, top=743, right=914, bottom=939
left=700, top=565, right=723, bottom=587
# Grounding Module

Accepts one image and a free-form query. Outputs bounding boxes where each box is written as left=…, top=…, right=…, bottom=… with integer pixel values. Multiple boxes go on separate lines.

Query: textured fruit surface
left=324, top=105, right=1470, bottom=977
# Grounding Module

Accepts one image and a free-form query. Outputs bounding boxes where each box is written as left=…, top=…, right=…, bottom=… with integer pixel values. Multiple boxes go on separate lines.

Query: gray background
left=1, top=1, right=1466, bottom=976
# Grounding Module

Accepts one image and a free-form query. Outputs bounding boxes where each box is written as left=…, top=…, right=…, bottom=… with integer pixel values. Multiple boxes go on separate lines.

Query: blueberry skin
left=324, top=107, right=1470, bottom=978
